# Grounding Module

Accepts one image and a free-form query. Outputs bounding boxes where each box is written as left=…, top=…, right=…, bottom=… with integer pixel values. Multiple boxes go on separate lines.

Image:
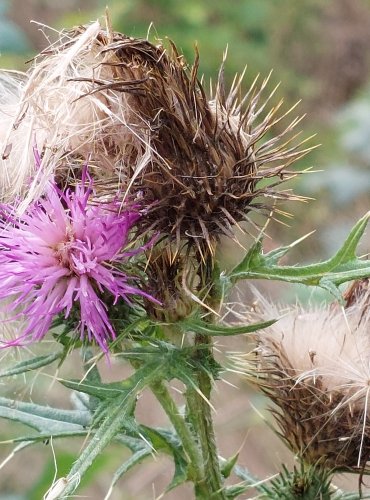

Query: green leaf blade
left=0, top=352, right=62, bottom=378
left=181, top=318, right=276, bottom=336
left=228, top=213, right=370, bottom=295
left=0, top=397, right=91, bottom=433
left=60, top=379, right=126, bottom=400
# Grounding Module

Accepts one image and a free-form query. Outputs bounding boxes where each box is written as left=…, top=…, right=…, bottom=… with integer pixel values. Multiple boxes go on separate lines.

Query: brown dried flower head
left=91, top=30, right=312, bottom=256
left=236, top=294, right=370, bottom=473
left=0, top=20, right=311, bottom=252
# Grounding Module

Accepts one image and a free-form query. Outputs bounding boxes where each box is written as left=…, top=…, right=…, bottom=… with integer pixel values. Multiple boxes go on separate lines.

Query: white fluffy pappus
left=258, top=295, right=370, bottom=396
left=234, top=291, right=370, bottom=471
left=0, top=21, right=152, bottom=210
left=0, top=71, right=28, bottom=201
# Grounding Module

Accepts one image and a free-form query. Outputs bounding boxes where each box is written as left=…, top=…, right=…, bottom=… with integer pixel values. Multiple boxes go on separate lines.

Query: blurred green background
left=1, top=0, right=370, bottom=498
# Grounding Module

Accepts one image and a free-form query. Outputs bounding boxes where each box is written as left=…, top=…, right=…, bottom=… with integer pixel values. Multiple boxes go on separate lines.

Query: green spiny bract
left=260, top=462, right=332, bottom=500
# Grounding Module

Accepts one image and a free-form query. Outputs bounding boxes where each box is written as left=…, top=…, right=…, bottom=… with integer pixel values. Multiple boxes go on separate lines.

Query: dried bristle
left=0, top=21, right=152, bottom=209
left=1, top=21, right=312, bottom=247
left=237, top=294, right=370, bottom=472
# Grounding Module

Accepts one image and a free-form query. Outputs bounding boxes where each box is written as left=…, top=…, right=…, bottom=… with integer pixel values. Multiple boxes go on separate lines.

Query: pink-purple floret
left=0, top=172, right=156, bottom=352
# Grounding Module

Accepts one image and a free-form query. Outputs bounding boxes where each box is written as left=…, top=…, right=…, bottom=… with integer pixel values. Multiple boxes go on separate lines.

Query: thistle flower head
left=1, top=22, right=312, bottom=257
left=237, top=294, right=370, bottom=472
left=94, top=34, right=312, bottom=257
left=0, top=169, right=154, bottom=353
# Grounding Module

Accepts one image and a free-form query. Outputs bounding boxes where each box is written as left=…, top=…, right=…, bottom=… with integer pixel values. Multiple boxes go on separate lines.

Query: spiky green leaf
left=59, top=359, right=176, bottom=498
left=229, top=212, right=370, bottom=295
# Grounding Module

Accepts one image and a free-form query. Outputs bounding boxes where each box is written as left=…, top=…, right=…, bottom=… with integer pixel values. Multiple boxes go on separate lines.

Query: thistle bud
left=144, top=246, right=200, bottom=323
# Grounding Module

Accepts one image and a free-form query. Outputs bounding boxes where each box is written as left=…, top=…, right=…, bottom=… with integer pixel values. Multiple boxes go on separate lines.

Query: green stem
left=186, top=334, right=227, bottom=500
left=150, top=380, right=209, bottom=497
left=128, top=355, right=209, bottom=497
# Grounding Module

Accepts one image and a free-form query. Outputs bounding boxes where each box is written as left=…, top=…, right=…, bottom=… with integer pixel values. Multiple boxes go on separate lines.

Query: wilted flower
left=0, top=169, right=155, bottom=352
left=95, top=34, right=312, bottom=257
left=237, top=294, right=370, bottom=472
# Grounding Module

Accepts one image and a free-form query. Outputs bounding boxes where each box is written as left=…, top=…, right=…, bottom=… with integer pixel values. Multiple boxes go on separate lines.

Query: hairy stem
left=150, top=380, right=209, bottom=496
left=186, top=334, right=227, bottom=500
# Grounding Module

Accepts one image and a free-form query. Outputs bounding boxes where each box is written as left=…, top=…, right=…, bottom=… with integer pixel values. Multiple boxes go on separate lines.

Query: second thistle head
left=237, top=294, right=370, bottom=473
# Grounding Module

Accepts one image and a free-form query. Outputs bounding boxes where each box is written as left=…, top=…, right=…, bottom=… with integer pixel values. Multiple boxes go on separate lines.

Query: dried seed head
left=96, top=36, right=312, bottom=256
left=237, top=294, right=370, bottom=472
left=1, top=21, right=311, bottom=252
left=0, top=22, right=152, bottom=208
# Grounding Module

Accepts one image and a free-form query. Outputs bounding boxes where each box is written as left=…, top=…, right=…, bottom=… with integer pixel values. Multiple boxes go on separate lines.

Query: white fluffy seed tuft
left=0, top=21, right=151, bottom=210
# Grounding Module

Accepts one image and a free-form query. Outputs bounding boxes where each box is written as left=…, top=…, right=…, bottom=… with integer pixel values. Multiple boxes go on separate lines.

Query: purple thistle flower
left=0, top=171, right=156, bottom=352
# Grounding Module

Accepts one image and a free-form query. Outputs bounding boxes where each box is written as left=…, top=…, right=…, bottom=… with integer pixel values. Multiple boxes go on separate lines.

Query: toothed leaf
left=229, top=213, right=370, bottom=295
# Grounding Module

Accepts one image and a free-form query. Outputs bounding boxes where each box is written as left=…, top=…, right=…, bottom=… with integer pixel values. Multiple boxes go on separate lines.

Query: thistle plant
left=2, top=17, right=370, bottom=500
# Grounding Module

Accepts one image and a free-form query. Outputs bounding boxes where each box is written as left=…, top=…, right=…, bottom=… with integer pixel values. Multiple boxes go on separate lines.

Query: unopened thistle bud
left=144, top=245, right=199, bottom=323
left=237, top=295, right=370, bottom=472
